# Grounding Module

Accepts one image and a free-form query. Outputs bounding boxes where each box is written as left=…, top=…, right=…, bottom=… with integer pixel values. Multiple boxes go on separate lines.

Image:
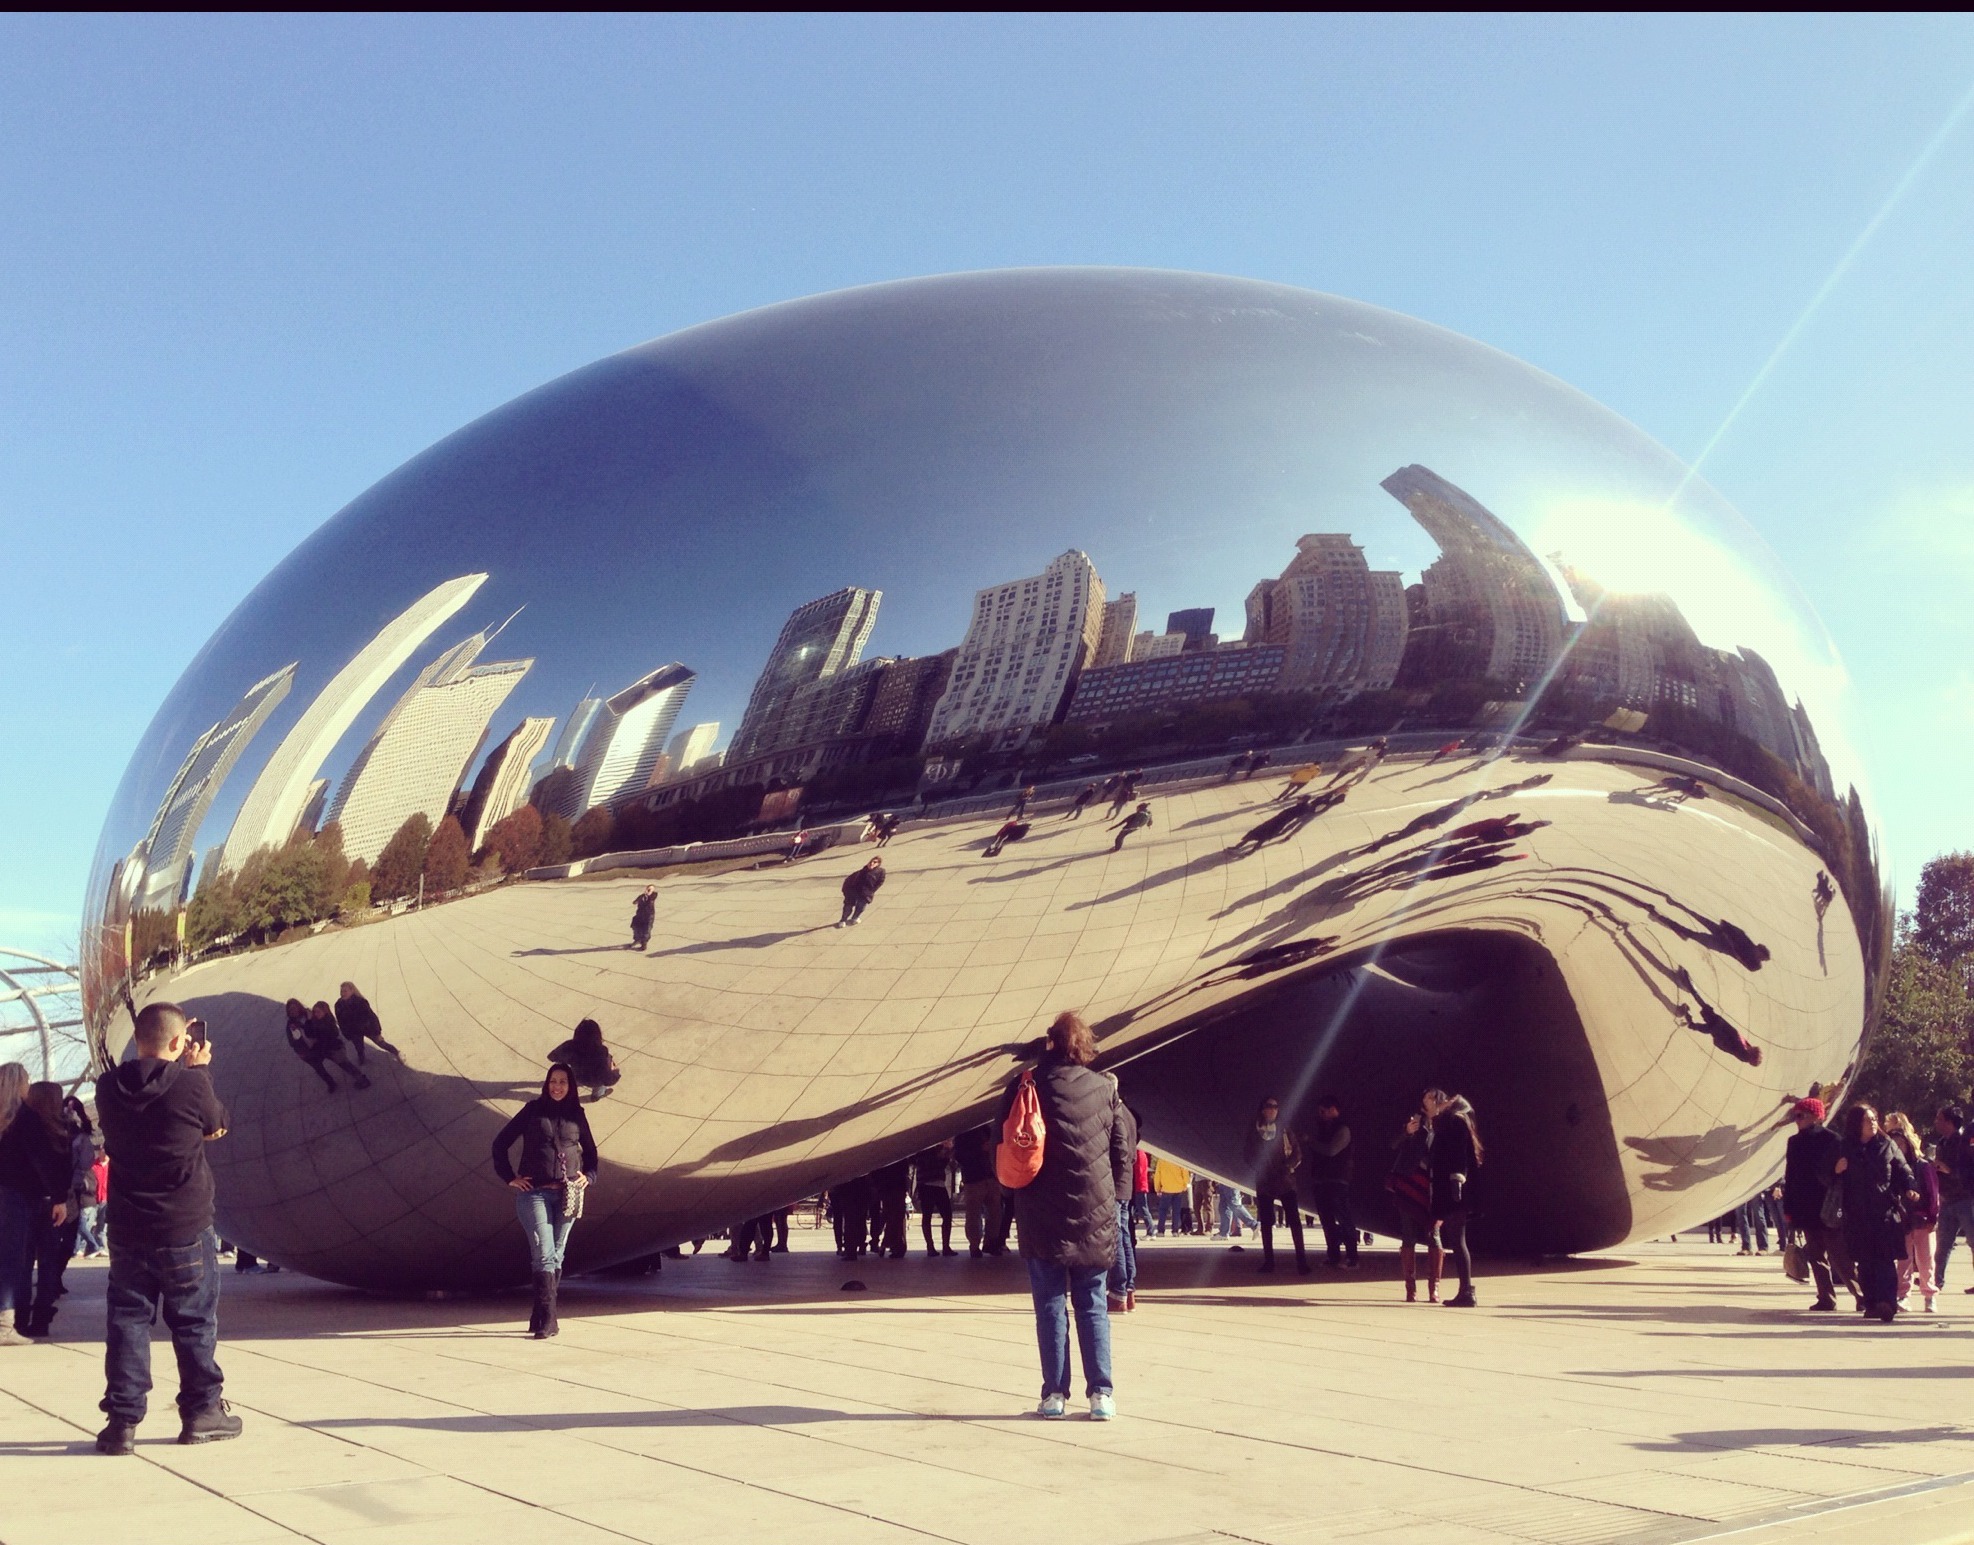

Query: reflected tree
left=480, top=805, right=543, bottom=874
left=422, top=815, right=470, bottom=895
left=372, top=813, right=433, bottom=901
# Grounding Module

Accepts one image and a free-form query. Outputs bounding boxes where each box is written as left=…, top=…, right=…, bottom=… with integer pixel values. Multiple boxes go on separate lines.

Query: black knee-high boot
left=545, top=1270, right=560, bottom=1337
left=530, top=1272, right=554, bottom=1339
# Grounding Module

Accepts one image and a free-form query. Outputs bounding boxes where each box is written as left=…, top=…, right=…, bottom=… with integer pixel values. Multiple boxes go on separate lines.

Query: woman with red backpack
left=997, top=1011, right=1130, bottom=1421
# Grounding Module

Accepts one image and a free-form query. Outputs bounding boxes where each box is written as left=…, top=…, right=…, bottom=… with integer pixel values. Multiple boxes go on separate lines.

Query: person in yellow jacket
left=1274, top=763, right=1323, bottom=802
left=1151, top=1157, right=1191, bottom=1236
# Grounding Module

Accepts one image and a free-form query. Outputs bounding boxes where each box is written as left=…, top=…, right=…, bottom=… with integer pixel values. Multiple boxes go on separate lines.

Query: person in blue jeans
left=1931, top=1106, right=1973, bottom=1291
left=92, top=1002, right=239, bottom=1453
left=493, top=1063, right=598, bottom=1339
left=999, top=1012, right=1131, bottom=1420
left=1733, top=1198, right=1770, bottom=1254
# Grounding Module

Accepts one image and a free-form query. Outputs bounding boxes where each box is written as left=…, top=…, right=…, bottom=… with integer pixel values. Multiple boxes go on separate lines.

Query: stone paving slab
left=2, top=1233, right=1972, bottom=1544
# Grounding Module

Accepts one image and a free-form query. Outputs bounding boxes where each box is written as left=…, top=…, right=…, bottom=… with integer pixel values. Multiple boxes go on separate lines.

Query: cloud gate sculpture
left=83, top=268, right=1886, bottom=1290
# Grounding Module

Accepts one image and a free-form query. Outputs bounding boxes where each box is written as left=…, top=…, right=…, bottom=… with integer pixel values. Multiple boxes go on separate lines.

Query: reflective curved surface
left=84, top=268, right=1885, bottom=1288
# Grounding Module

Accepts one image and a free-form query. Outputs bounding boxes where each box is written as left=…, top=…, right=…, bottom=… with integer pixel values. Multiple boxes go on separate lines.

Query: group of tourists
left=1780, top=1096, right=1972, bottom=1323
left=281, top=982, right=398, bottom=1093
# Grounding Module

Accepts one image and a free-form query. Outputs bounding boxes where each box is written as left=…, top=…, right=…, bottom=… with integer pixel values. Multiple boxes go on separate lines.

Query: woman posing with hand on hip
left=492, top=1064, right=598, bottom=1339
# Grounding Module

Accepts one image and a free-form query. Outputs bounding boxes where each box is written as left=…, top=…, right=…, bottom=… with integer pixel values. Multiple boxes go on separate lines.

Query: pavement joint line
left=0, top=1371, right=332, bottom=1545
left=1671, top=1468, right=1974, bottom=1543
left=42, top=1335, right=660, bottom=1541
left=223, top=1338, right=974, bottom=1542
left=518, top=1309, right=1705, bottom=1526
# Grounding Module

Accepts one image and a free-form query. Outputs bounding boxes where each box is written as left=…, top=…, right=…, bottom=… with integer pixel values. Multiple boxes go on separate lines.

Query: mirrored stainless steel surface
left=83, top=268, right=1885, bottom=1288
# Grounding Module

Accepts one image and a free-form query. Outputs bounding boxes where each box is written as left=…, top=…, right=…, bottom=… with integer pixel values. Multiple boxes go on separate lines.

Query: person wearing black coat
left=491, top=1064, right=599, bottom=1339
left=1425, top=1090, right=1482, bottom=1308
left=995, top=1012, right=1130, bottom=1420
left=1241, top=1096, right=1308, bottom=1275
left=871, top=1157, right=913, bottom=1258
left=837, top=857, right=886, bottom=927
left=1781, top=1096, right=1847, bottom=1310
left=829, top=1174, right=875, bottom=1259
left=334, top=983, right=401, bottom=1063
left=1836, top=1102, right=1918, bottom=1323
left=0, top=1080, right=71, bottom=1345
left=1303, top=1096, right=1358, bottom=1269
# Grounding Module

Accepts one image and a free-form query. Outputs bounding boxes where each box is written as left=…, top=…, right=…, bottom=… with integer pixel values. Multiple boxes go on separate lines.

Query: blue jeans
left=1217, top=1190, right=1259, bottom=1237
left=74, top=1204, right=105, bottom=1254
left=1106, top=1203, right=1137, bottom=1298
left=0, top=1188, right=33, bottom=1313
left=1735, top=1202, right=1769, bottom=1252
left=1153, top=1193, right=1185, bottom=1235
left=1027, top=1258, right=1113, bottom=1398
left=103, top=1230, right=224, bottom=1425
left=515, top=1187, right=576, bottom=1272
left=1936, top=1198, right=1974, bottom=1286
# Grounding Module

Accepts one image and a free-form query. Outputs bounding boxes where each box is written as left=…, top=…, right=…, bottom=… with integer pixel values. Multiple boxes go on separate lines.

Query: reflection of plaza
left=177, top=744, right=1858, bottom=1289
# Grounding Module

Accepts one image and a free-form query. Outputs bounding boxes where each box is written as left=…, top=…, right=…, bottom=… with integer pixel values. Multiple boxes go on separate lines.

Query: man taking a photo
left=93, top=1001, right=241, bottom=1454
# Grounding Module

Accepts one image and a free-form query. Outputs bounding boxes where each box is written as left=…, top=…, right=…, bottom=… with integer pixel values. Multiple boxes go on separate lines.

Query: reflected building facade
left=135, top=665, right=294, bottom=910
left=1386, top=465, right=1568, bottom=691
left=728, top=587, right=881, bottom=764
left=1092, top=592, right=1138, bottom=668
left=1245, top=535, right=1407, bottom=697
left=327, top=626, right=534, bottom=864
left=462, top=716, right=557, bottom=853
left=80, top=268, right=1883, bottom=1292
left=220, top=574, right=487, bottom=869
left=925, top=550, right=1106, bottom=751
left=571, top=665, right=696, bottom=812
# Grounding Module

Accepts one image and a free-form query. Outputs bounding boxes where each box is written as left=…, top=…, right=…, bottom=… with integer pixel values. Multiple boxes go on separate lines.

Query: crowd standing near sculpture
left=6, top=911, right=1969, bottom=1446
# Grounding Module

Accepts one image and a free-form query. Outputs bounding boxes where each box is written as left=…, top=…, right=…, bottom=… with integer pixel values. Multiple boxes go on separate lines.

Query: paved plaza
left=2, top=1234, right=1971, bottom=1545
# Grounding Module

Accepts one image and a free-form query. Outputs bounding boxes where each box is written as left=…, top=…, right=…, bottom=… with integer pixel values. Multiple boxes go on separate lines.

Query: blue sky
left=4, top=14, right=1973, bottom=949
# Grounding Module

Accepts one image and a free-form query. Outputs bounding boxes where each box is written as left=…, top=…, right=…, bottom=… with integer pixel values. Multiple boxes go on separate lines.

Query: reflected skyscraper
left=327, top=625, right=533, bottom=864
left=926, top=550, right=1105, bottom=750
left=463, top=715, right=557, bottom=852
left=729, top=587, right=881, bottom=764
left=1165, top=607, right=1216, bottom=651
left=658, top=722, right=721, bottom=786
left=574, top=665, right=696, bottom=812
left=221, top=574, right=487, bottom=869
left=1093, top=592, right=1137, bottom=668
left=1245, top=534, right=1408, bottom=696
left=1131, top=630, right=1187, bottom=661
left=135, top=664, right=294, bottom=910
left=1385, top=466, right=1567, bottom=691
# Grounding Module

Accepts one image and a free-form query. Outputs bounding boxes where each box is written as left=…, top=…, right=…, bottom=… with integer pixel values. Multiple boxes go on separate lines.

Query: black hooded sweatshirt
left=95, top=1058, right=228, bottom=1247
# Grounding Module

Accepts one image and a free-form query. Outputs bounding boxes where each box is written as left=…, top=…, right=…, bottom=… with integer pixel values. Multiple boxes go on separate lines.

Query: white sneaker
left=1037, top=1393, right=1067, bottom=1419
left=1925, top=1298, right=1938, bottom=1314
left=1089, top=1392, right=1115, bottom=1421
